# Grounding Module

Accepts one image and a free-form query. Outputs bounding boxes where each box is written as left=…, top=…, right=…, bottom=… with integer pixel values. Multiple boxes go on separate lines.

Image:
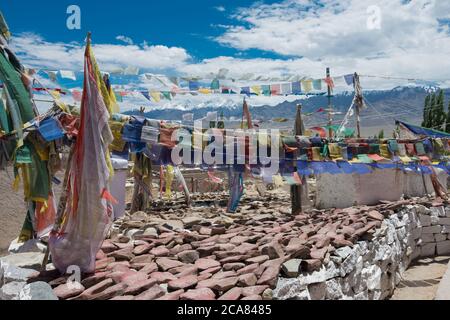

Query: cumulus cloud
left=216, top=0, right=450, bottom=84
left=11, top=33, right=191, bottom=72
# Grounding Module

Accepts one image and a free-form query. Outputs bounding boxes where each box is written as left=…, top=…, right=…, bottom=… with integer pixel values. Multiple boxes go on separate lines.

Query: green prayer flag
left=0, top=49, right=34, bottom=123
left=162, top=91, right=172, bottom=100
left=0, top=96, right=11, bottom=133
left=15, top=145, right=32, bottom=164
left=262, top=85, right=271, bottom=96
left=357, top=154, right=374, bottom=164
left=211, top=79, right=220, bottom=90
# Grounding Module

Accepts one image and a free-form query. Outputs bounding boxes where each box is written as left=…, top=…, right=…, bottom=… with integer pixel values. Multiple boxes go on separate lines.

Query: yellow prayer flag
left=329, top=143, right=343, bottom=160
left=109, top=87, right=120, bottom=114
left=400, top=156, right=412, bottom=164
left=198, top=88, right=212, bottom=94
left=165, top=165, right=175, bottom=199
left=251, top=86, right=261, bottom=95
left=380, top=144, right=390, bottom=159
left=150, top=91, right=161, bottom=103
left=301, top=80, right=313, bottom=93
left=51, top=90, right=61, bottom=99
left=272, top=175, right=284, bottom=187
left=312, top=147, right=323, bottom=161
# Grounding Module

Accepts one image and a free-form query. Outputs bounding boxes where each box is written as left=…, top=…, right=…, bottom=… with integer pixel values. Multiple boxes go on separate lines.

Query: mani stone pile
left=26, top=194, right=448, bottom=301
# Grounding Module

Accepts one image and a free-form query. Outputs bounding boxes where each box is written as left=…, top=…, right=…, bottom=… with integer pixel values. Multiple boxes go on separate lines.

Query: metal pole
left=327, top=68, right=333, bottom=138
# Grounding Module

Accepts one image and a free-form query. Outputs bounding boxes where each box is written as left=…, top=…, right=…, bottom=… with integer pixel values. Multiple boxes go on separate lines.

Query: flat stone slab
left=436, top=260, right=450, bottom=300
left=0, top=253, right=45, bottom=271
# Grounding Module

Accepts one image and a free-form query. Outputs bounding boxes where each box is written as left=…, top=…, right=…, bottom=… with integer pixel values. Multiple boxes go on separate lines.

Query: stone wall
left=273, top=203, right=450, bottom=300
left=315, top=169, right=448, bottom=209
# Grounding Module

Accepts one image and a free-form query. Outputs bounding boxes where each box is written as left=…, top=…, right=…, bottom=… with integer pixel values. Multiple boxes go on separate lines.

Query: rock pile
left=2, top=193, right=449, bottom=301
left=29, top=195, right=450, bottom=300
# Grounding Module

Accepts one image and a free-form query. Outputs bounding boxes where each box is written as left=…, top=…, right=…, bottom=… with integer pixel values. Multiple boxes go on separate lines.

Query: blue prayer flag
left=292, top=81, right=302, bottom=95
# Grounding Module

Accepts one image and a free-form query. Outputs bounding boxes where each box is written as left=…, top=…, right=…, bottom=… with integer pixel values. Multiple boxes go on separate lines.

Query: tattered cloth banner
left=49, top=38, right=114, bottom=274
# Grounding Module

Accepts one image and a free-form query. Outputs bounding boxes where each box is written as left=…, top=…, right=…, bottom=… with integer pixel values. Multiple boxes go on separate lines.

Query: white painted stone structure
left=315, top=168, right=448, bottom=209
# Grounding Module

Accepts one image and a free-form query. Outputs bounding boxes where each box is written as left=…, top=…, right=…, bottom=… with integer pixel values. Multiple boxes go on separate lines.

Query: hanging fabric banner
left=49, top=36, right=114, bottom=274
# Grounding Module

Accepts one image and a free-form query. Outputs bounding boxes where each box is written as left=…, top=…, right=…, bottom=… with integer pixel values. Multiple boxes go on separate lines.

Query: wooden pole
left=354, top=73, right=362, bottom=138
left=291, top=104, right=304, bottom=215
left=327, top=67, right=333, bottom=138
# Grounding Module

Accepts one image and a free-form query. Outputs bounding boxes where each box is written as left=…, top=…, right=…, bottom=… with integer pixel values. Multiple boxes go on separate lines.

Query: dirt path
left=391, top=256, right=450, bottom=300
left=0, top=168, right=27, bottom=256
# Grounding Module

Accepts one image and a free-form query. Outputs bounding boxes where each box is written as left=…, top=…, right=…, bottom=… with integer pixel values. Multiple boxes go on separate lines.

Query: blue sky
left=1, top=0, right=284, bottom=61
left=1, top=0, right=450, bottom=110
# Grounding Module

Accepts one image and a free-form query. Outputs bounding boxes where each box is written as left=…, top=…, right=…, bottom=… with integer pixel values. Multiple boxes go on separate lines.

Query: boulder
left=0, top=253, right=45, bottom=271
left=0, top=281, right=26, bottom=300
left=19, top=282, right=58, bottom=300
left=8, top=239, right=47, bottom=254
left=281, top=259, right=301, bottom=278
left=1, top=263, right=40, bottom=285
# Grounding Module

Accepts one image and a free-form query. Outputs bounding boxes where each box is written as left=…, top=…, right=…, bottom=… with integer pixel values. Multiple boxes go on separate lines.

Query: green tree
left=433, top=89, right=446, bottom=130
left=378, top=130, right=384, bottom=139
left=422, top=94, right=430, bottom=127
left=426, top=93, right=436, bottom=128
left=446, top=101, right=450, bottom=133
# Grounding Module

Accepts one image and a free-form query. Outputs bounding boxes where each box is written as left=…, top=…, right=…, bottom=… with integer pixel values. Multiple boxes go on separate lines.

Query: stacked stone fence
left=274, top=202, right=450, bottom=300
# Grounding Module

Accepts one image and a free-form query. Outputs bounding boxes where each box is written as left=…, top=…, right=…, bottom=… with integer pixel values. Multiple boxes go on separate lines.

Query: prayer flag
left=49, top=36, right=114, bottom=274
left=241, top=87, right=251, bottom=96
left=261, top=85, right=271, bottom=96
left=141, top=90, right=151, bottom=101
left=150, top=91, right=161, bottom=102
left=292, top=81, right=302, bottom=95
left=312, top=79, right=322, bottom=91
left=162, top=91, right=172, bottom=100
left=210, top=79, right=220, bottom=90
left=344, top=74, right=354, bottom=86
left=281, top=83, right=292, bottom=95
left=324, top=76, right=335, bottom=90
left=301, top=80, right=313, bottom=93
left=72, top=89, right=82, bottom=102
left=59, top=70, right=76, bottom=81
left=271, top=84, right=281, bottom=95
left=251, top=86, right=261, bottom=95
left=189, top=80, right=200, bottom=91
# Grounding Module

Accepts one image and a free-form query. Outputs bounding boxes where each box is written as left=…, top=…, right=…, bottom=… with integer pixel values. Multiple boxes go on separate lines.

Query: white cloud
left=215, top=6, right=226, bottom=12
left=11, top=33, right=191, bottom=72
left=116, top=35, right=134, bottom=45
left=216, top=0, right=450, bottom=84
left=9, top=1, right=450, bottom=112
